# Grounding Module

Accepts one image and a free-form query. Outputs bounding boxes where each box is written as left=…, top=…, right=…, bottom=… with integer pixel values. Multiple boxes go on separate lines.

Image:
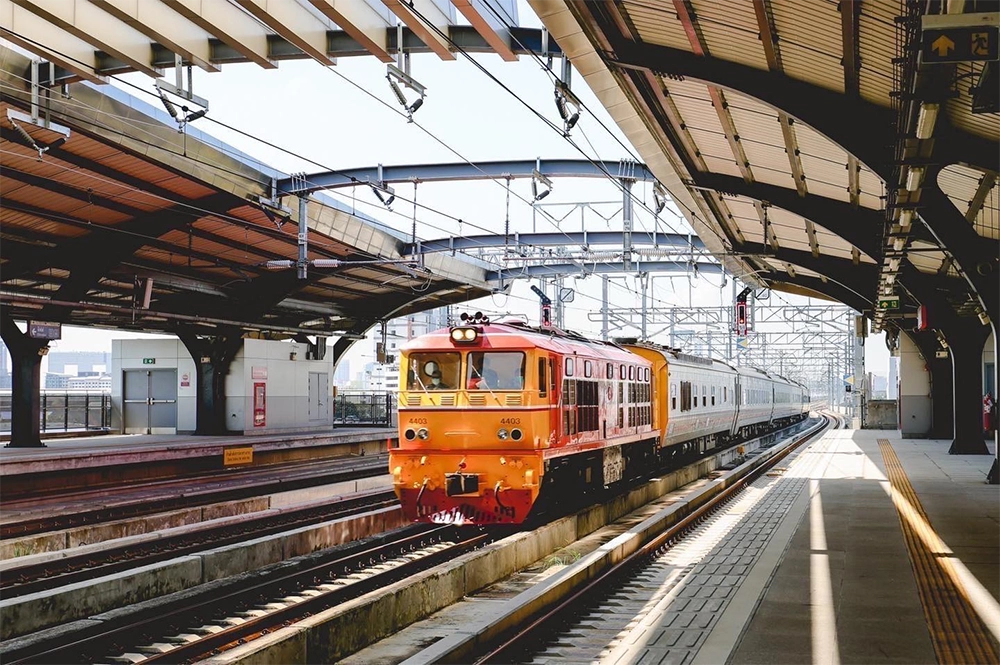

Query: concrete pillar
left=177, top=329, right=242, bottom=436
left=945, top=322, right=990, bottom=455
left=0, top=310, right=49, bottom=447
left=899, top=333, right=932, bottom=437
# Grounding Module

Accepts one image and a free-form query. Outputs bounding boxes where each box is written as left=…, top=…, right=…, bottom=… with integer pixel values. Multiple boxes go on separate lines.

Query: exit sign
left=142, top=358, right=156, bottom=365
left=878, top=297, right=900, bottom=310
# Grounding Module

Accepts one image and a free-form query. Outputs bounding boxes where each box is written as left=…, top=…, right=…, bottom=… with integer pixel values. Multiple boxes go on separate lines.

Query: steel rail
left=4, top=526, right=494, bottom=664
left=1, top=490, right=397, bottom=598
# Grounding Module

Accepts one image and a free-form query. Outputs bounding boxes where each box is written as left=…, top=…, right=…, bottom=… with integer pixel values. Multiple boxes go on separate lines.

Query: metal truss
left=587, top=300, right=859, bottom=407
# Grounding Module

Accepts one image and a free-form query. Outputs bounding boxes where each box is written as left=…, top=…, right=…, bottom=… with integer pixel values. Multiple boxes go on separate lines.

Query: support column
left=0, top=309, right=49, bottom=447
left=177, top=328, right=242, bottom=435
left=945, top=322, right=990, bottom=455
left=601, top=275, right=609, bottom=341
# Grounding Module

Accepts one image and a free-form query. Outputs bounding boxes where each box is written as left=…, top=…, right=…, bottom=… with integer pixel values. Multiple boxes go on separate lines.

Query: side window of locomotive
left=584, top=360, right=593, bottom=378
left=468, top=351, right=525, bottom=390
left=538, top=358, right=547, bottom=397
left=628, top=366, right=634, bottom=381
left=565, top=357, right=574, bottom=377
left=607, top=363, right=614, bottom=379
left=620, top=364, right=626, bottom=380
left=408, top=352, right=460, bottom=390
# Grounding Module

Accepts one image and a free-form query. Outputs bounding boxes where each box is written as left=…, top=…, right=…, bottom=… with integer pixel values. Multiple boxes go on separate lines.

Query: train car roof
left=614, top=339, right=736, bottom=373
left=401, top=321, right=643, bottom=363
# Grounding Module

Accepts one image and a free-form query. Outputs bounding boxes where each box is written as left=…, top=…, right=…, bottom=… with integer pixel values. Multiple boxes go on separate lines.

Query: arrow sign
left=923, top=27, right=998, bottom=63
left=931, top=34, right=955, bottom=56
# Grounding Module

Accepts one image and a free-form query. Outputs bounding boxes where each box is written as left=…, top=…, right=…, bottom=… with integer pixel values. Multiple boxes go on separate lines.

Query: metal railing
left=333, top=391, right=396, bottom=427
left=0, top=391, right=112, bottom=433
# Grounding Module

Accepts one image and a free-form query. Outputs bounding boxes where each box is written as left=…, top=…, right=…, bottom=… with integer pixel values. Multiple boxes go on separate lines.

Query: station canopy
left=0, top=47, right=490, bottom=340
left=530, top=0, right=998, bottom=329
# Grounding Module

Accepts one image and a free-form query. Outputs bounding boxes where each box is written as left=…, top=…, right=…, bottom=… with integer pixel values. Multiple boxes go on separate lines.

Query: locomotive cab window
left=467, top=351, right=525, bottom=390
left=538, top=359, right=547, bottom=397
left=407, top=353, right=460, bottom=390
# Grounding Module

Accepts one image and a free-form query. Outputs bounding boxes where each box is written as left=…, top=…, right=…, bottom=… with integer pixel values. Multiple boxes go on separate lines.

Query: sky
left=21, top=0, right=892, bottom=383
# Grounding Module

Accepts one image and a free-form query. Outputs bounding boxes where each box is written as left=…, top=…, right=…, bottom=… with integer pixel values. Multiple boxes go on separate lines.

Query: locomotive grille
left=406, top=395, right=421, bottom=406
left=468, top=394, right=486, bottom=406
left=439, top=395, right=455, bottom=406
left=505, top=395, right=522, bottom=406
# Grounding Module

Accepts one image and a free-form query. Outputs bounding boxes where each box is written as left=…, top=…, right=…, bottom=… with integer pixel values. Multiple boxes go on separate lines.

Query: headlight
left=404, top=429, right=416, bottom=441
left=511, top=428, right=523, bottom=441
left=463, top=328, right=476, bottom=340
left=450, top=327, right=478, bottom=343
left=497, top=428, right=509, bottom=440
left=417, top=428, right=429, bottom=440
left=451, top=329, right=464, bottom=341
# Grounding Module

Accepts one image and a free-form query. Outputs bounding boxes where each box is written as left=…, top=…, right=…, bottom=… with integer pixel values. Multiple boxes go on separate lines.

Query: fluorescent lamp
left=916, top=103, right=939, bottom=140
left=906, top=166, right=925, bottom=192
left=888, top=257, right=900, bottom=271
left=892, top=237, right=906, bottom=252
left=899, top=209, right=913, bottom=229
left=887, top=273, right=896, bottom=284
left=979, top=309, right=991, bottom=326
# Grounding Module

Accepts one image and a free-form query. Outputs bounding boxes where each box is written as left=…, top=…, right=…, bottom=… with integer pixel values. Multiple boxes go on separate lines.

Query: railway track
left=1, top=454, right=388, bottom=539
left=470, top=414, right=845, bottom=665
left=1, top=488, right=398, bottom=598
left=3, top=525, right=500, bottom=665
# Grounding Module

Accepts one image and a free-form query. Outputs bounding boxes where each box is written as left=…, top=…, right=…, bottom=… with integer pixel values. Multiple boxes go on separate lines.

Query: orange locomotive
left=391, top=313, right=656, bottom=524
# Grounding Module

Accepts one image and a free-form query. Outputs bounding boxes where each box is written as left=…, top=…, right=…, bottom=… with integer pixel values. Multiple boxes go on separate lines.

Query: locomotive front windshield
left=467, top=352, right=525, bottom=390
left=406, top=352, right=460, bottom=390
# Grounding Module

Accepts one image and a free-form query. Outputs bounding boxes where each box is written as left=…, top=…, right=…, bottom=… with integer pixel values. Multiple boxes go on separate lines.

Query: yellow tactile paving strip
left=878, top=439, right=999, bottom=665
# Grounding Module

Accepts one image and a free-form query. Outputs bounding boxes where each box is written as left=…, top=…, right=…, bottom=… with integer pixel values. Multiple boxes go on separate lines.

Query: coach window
left=702, top=385, right=707, bottom=407
left=711, top=386, right=716, bottom=406
left=724, top=386, right=727, bottom=402
left=584, top=360, right=593, bottom=378
left=671, top=383, right=677, bottom=411
left=565, top=357, right=574, bottom=377
left=538, top=359, right=547, bottom=397
left=467, top=351, right=525, bottom=390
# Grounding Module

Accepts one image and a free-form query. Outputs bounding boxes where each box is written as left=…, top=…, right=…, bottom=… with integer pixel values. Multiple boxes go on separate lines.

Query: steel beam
left=163, top=0, right=277, bottom=69
left=410, top=231, right=703, bottom=255
left=89, top=0, right=220, bottom=72
left=692, top=172, right=883, bottom=259
left=277, top=159, right=657, bottom=195
left=604, top=37, right=895, bottom=179
left=308, top=0, right=394, bottom=62
left=487, top=260, right=721, bottom=281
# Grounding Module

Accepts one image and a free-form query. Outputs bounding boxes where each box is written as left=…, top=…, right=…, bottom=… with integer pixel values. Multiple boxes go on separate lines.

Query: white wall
left=113, top=338, right=334, bottom=435
left=899, top=333, right=931, bottom=437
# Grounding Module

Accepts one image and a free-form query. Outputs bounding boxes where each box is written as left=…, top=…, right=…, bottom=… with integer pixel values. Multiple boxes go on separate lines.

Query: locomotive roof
left=401, top=321, right=642, bottom=362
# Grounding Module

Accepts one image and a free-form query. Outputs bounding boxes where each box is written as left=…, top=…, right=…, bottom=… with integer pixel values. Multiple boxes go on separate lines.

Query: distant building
left=887, top=357, right=899, bottom=399
left=47, top=351, right=111, bottom=375
left=45, top=373, right=72, bottom=389
left=0, top=340, right=8, bottom=377
left=67, top=374, right=112, bottom=390
left=871, top=374, right=888, bottom=400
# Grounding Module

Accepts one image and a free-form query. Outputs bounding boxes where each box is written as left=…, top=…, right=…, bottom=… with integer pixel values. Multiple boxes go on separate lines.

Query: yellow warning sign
left=224, top=447, right=254, bottom=466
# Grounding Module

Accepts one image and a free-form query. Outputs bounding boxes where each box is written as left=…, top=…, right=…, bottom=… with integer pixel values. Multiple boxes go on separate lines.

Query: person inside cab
left=429, top=370, right=450, bottom=390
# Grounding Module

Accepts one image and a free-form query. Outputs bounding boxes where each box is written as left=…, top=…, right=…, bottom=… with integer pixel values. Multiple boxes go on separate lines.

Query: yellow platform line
left=878, top=439, right=999, bottom=664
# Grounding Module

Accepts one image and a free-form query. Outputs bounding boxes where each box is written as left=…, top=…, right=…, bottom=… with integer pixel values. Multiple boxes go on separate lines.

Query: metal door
left=308, top=372, right=329, bottom=421
left=123, top=369, right=177, bottom=434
